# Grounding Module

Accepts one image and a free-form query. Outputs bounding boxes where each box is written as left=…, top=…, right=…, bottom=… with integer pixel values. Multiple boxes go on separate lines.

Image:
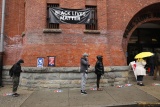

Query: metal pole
left=0, top=0, right=6, bottom=87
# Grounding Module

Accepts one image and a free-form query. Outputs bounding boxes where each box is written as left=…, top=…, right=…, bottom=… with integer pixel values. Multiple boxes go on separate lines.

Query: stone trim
left=43, top=29, right=62, bottom=33
left=47, top=0, right=59, bottom=4
left=3, top=66, right=129, bottom=73
left=83, top=30, right=100, bottom=34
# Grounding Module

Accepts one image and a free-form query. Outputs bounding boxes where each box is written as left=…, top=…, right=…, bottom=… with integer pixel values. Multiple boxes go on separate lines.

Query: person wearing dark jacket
left=148, top=56, right=155, bottom=76
left=95, top=55, right=104, bottom=91
left=153, top=50, right=160, bottom=80
left=11, top=59, right=24, bottom=97
left=80, top=53, right=90, bottom=94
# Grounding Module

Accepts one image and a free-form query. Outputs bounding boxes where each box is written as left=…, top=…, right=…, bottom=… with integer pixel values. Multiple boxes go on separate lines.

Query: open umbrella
left=134, top=52, right=154, bottom=59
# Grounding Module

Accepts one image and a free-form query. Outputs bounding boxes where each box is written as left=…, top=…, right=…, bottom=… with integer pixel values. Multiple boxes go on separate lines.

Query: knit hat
left=83, top=53, right=88, bottom=57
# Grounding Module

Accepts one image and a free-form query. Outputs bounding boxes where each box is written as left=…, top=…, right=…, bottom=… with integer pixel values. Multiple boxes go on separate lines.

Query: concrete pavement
left=0, top=75, right=160, bottom=107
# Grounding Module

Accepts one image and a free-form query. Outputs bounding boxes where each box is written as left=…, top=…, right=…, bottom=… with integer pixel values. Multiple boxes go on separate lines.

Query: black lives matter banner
left=49, top=7, right=92, bottom=24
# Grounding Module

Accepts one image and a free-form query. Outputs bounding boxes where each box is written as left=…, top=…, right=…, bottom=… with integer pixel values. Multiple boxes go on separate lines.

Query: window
left=85, top=6, right=97, bottom=30
left=47, top=4, right=59, bottom=29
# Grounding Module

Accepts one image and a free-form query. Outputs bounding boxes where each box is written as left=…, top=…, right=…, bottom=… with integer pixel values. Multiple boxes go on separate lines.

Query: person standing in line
left=10, top=59, right=24, bottom=97
left=80, top=53, right=90, bottom=94
left=134, top=58, right=146, bottom=86
left=153, top=50, right=160, bottom=80
left=147, top=56, right=155, bottom=76
left=95, top=55, right=104, bottom=91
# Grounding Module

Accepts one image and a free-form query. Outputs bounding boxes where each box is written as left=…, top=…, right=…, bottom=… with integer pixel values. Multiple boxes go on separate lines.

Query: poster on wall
left=48, top=56, right=56, bottom=67
left=37, top=57, right=44, bottom=67
left=49, top=7, right=93, bottom=24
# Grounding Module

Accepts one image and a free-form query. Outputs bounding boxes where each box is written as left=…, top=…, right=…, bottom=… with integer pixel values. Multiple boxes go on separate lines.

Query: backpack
left=9, top=65, right=14, bottom=77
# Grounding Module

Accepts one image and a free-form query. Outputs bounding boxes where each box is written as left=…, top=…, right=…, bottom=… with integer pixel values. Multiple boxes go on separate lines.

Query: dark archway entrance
left=127, top=22, right=160, bottom=64
left=123, top=3, right=160, bottom=64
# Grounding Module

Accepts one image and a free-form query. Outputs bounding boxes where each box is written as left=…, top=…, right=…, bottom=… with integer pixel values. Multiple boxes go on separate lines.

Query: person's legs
left=137, top=75, right=140, bottom=85
left=137, top=75, right=144, bottom=86
left=153, top=66, right=158, bottom=80
left=81, top=72, right=87, bottom=94
left=157, top=66, right=160, bottom=79
left=149, top=64, right=154, bottom=76
left=12, top=76, right=20, bottom=97
left=97, top=74, right=103, bottom=91
left=139, top=75, right=144, bottom=86
left=96, top=74, right=101, bottom=89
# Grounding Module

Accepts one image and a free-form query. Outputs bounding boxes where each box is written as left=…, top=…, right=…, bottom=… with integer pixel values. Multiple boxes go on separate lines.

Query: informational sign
left=48, top=56, right=56, bottom=67
left=49, top=7, right=93, bottom=24
left=37, top=57, right=44, bottom=67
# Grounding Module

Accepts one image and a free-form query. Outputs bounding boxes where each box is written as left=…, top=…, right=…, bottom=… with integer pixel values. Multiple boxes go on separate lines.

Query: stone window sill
left=83, top=30, right=100, bottom=34
left=43, top=29, right=62, bottom=33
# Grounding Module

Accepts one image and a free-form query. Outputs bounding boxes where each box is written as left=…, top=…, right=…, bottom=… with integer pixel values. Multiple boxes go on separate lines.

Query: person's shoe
left=15, top=93, right=20, bottom=96
left=139, top=83, right=145, bottom=86
left=97, top=88, right=103, bottom=91
left=81, top=90, right=87, bottom=95
left=81, top=90, right=83, bottom=94
left=12, top=93, right=19, bottom=97
left=82, top=91, right=87, bottom=94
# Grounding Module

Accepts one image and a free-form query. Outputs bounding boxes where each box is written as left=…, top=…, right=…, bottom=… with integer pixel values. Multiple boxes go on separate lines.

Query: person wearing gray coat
left=80, top=53, right=90, bottom=94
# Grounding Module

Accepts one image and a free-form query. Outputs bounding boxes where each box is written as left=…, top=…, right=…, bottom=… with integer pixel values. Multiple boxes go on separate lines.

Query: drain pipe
left=0, top=0, right=6, bottom=87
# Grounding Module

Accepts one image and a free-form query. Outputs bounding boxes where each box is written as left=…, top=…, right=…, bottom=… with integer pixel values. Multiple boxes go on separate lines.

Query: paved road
left=0, top=75, right=160, bottom=107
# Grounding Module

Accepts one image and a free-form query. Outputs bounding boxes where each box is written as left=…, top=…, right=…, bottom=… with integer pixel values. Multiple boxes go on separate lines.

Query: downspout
left=0, top=0, right=6, bottom=87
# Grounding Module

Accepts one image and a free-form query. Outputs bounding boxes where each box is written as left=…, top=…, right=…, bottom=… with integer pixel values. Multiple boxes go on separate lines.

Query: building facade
left=1, top=0, right=160, bottom=88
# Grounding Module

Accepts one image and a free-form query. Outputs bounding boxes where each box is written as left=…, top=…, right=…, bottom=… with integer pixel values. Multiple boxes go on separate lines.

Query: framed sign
left=48, top=56, right=56, bottom=67
left=37, top=57, right=44, bottom=67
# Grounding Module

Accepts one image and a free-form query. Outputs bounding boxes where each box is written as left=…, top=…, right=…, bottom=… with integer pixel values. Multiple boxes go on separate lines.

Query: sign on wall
left=49, top=7, right=93, bottom=24
left=37, top=57, right=44, bottom=67
left=48, top=56, right=56, bottom=67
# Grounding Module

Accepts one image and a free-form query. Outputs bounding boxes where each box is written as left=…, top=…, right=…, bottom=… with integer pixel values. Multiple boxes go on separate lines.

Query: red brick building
left=1, top=0, right=160, bottom=87
left=1, top=0, right=160, bottom=67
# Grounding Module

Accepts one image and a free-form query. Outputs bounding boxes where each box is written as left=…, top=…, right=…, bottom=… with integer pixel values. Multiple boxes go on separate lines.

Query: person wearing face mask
left=95, top=55, right=104, bottom=91
left=80, top=53, right=90, bottom=94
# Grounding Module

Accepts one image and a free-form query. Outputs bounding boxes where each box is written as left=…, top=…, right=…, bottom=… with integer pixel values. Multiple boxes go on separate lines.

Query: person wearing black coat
left=147, top=56, right=155, bottom=76
left=11, top=59, right=24, bottom=97
left=95, top=55, right=104, bottom=91
left=153, top=50, right=160, bottom=80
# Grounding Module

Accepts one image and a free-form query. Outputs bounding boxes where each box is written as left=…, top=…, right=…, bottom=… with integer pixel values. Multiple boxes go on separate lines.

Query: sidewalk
left=0, top=75, right=160, bottom=107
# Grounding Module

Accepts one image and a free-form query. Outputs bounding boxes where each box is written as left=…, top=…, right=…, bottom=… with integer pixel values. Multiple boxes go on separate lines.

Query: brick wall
left=1, top=0, right=160, bottom=67
left=21, top=0, right=111, bottom=67
left=0, top=0, right=25, bottom=65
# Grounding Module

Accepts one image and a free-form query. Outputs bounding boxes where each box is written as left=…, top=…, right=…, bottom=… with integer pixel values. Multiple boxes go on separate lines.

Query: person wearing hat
left=80, top=53, right=90, bottom=94
left=10, top=59, right=24, bottom=97
left=95, top=55, right=104, bottom=91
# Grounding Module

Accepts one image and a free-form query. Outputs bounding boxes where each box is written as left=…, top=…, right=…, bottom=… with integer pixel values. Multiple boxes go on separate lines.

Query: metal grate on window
left=85, top=6, right=97, bottom=30
left=47, top=4, right=59, bottom=29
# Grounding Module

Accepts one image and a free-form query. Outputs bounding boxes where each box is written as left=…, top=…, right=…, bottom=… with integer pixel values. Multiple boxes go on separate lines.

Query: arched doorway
left=127, top=22, right=160, bottom=64
left=123, top=3, right=160, bottom=64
